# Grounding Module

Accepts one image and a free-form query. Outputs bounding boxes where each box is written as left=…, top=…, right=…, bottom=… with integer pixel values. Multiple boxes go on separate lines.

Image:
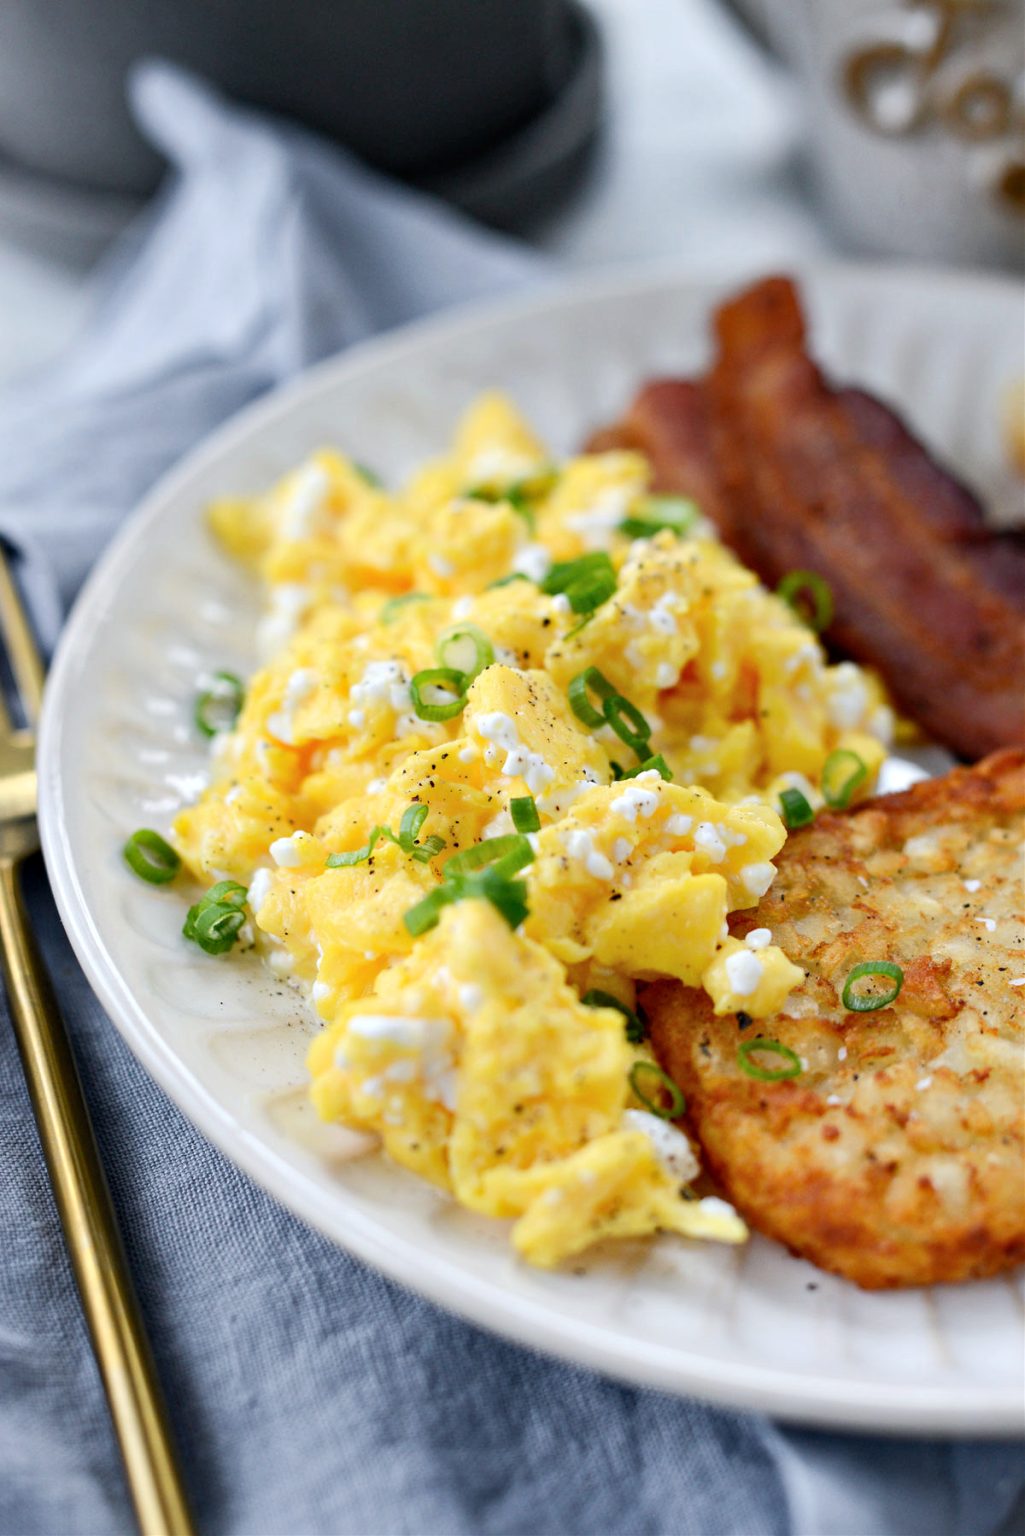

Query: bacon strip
left=592, top=277, right=1025, bottom=760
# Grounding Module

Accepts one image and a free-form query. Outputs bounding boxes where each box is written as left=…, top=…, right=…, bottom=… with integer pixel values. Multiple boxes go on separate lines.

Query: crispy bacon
left=592, top=277, right=1025, bottom=760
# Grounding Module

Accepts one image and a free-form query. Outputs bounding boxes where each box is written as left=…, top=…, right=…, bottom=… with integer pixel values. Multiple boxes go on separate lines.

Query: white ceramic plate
left=40, top=261, right=1025, bottom=1435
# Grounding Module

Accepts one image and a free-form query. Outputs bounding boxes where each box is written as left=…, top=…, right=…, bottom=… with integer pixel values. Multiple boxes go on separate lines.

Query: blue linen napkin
left=0, top=62, right=1020, bottom=1536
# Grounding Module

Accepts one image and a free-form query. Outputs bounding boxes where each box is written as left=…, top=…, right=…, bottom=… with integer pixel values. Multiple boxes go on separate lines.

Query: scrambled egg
left=174, top=394, right=893, bottom=1266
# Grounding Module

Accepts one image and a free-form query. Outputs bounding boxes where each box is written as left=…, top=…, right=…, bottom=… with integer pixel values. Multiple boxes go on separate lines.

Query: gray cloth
left=0, top=62, right=1020, bottom=1536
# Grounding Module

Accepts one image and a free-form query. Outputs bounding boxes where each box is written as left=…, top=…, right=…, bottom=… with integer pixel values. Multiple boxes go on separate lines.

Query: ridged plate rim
left=39, top=258, right=1025, bottom=1435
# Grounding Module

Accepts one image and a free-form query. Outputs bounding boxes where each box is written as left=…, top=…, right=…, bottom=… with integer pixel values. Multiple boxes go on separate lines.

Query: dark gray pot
left=0, top=0, right=582, bottom=194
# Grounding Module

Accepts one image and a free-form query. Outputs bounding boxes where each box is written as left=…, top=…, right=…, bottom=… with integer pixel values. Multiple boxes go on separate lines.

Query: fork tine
left=0, top=545, right=45, bottom=728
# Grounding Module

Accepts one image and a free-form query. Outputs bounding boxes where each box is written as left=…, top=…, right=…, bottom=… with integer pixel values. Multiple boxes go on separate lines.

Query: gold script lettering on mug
left=841, top=1, right=1024, bottom=218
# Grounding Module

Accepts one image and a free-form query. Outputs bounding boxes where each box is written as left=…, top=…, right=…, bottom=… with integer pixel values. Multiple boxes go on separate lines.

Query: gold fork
left=0, top=546, right=193, bottom=1536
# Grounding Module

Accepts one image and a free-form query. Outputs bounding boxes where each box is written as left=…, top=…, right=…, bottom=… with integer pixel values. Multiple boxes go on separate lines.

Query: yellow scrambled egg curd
left=174, top=392, right=895, bottom=1266
left=308, top=901, right=746, bottom=1266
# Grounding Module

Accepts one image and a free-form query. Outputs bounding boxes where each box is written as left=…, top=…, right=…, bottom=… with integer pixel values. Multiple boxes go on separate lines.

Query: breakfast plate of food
left=39, top=262, right=1024, bottom=1432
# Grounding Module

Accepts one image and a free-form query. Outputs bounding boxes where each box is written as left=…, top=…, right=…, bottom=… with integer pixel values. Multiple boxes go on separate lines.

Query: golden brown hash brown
left=645, top=750, right=1025, bottom=1289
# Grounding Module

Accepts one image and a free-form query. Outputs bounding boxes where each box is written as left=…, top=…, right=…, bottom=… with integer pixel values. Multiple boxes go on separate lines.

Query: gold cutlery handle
left=0, top=859, right=194, bottom=1536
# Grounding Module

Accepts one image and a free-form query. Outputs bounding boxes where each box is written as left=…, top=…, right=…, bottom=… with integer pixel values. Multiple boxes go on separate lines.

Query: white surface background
left=0, top=0, right=826, bottom=389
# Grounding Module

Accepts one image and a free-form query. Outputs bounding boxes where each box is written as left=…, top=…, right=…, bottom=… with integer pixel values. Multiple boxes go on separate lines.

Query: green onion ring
left=398, top=803, right=429, bottom=849
left=123, top=829, right=181, bottom=885
left=403, top=886, right=454, bottom=937
left=542, top=552, right=613, bottom=595
left=622, top=753, right=672, bottom=781
left=194, top=671, right=245, bottom=738
left=435, top=623, right=494, bottom=682
left=603, top=692, right=651, bottom=757
left=737, top=1037, right=803, bottom=1082
left=541, top=553, right=617, bottom=616
left=582, top=989, right=646, bottom=1044
left=821, top=749, right=868, bottom=810
left=454, top=867, right=530, bottom=928
left=779, top=786, right=814, bottom=829
left=628, top=1060, right=686, bottom=1119
left=403, top=865, right=529, bottom=935
left=409, top=667, right=468, bottom=722
left=203, top=879, right=248, bottom=909
left=619, top=495, right=700, bottom=540
left=444, top=833, right=534, bottom=879
left=568, top=666, right=653, bottom=762
left=841, top=961, right=904, bottom=1012
left=327, top=828, right=386, bottom=868
left=182, top=879, right=249, bottom=955
left=568, top=666, right=615, bottom=729
left=191, top=903, right=246, bottom=952
left=463, top=483, right=536, bottom=532
left=510, top=796, right=541, bottom=834
left=776, top=570, right=834, bottom=632
left=410, top=835, right=447, bottom=864
left=564, top=568, right=617, bottom=615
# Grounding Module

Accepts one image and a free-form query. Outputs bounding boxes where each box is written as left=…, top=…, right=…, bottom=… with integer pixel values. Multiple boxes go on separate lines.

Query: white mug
left=729, top=0, right=1024, bottom=269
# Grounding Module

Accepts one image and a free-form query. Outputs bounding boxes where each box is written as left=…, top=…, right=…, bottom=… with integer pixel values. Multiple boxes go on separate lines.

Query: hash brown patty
left=646, top=750, right=1025, bottom=1289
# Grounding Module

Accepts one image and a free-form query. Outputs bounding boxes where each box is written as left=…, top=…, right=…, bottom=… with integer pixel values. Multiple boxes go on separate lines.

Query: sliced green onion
left=841, top=961, right=904, bottom=1013
left=403, top=886, right=454, bottom=937
left=353, top=462, right=383, bottom=488
left=737, top=1037, right=802, bottom=1081
left=583, top=989, right=646, bottom=1044
left=194, top=671, right=244, bottom=738
left=821, top=749, right=867, bottom=810
left=190, top=902, right=247, bottom=953
left=620, top=495, right=700, bottom=540
left=436, top=623, right=494, bottom=682
left=327, top=805, right=446, bottom=868
left=123, top=829, right=181, bottom=885
left=487, top=572, right=531, bottom=590
left=510, top=795, right=541, bottom=834
left=622, top=753, right=672, bottom=781
left=568, top=666, right=652, bottom=763
left=398, top=803, right=447, bottom=863
left=444, top=833, right=534, bottom=879
left=411, top=835, right=447, bottom=864
left=603, top=693, right=651, bottom=757
left=202, top=880, right=248, bottom=909
left=410, top=667, right=468, bottom=722
left=568, top=666, right=613, bottom=728
left=777, top=570, right=834, bottom=632
left=183, top=879, right=248, bottom=956
left=456, top=866, right=530, bottom=928
left=463, top=483, right=536, bottom=532
left=380, top=592, right=432, bottom=624
left=326, top=828, right=387, bottom=868
left=779, top=786, right=814, bottom=829
left=541, top=551, right=613, bottom=595
left=403, top=865, right=529, bottom=936
left=629, top=1060, right=685, bottom=1119
left=563, top=567, right=617, bottom=615
left=398, top=803, right=429, bottom=849
left=403, top=824, right=534, bottom=935
left=542, top=553, right=617, bottom=616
